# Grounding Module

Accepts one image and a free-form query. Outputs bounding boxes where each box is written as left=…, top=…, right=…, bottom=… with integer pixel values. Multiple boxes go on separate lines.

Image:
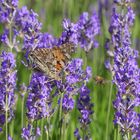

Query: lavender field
left=0, top=0, right=140, bottom=140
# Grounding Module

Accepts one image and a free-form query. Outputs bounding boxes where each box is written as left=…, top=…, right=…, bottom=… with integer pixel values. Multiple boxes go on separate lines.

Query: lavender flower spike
left=76, top=11, right=100, bottom=52
left=61, top=58, right=92, bottom=113
left=26, top=72, right=54, bottom=121
left=109, top=0, right=140, bottom=139
left=0, top=0, right=18, bottom=23
left=0, top=51, right=17, bottom=127
left=59, top=11, right=100, bottom=52
left=21, top=124, right=41, bottom=140
left=74, top=86, right=93, bottom=140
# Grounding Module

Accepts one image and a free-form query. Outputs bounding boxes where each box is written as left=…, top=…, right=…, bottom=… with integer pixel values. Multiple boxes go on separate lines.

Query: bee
left=93, top=76, right=109, bottom=85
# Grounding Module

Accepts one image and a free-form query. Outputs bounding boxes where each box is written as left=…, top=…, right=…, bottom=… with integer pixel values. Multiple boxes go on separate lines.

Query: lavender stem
left=105, top=81, right=113, bottom=140
left=5, top=94, right=8, bottom=140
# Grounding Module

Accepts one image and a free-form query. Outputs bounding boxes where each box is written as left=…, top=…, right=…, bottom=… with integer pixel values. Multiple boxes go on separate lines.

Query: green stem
left=9, top=23, right=12, bottom=45
left=127, top=132, right=130, bottom=140
left=30, top=124, right=33, bottom=139
left=117, top=126, right=121, bottom=140
left=62, top=114, right=67, bottom=140
left=10, top=120, right=14, bottom=138
left=46, top=123, right=49, bottom=140
left=21, top=97, right=24, bottom=128
left=105, top=82, right=113, bottom=140
left=41, top=119, right=44, bottom=140
left=5, top=94, right=8, bottom=140
left=82, top=126, right=87, bottom=140
left=9, top=20, right=13, bottom=52
left=6, top=17, right=13, bottom=139
left=114, top=127, right=117, bottom=140
left=59, top=92, right=64, bottom=139
left=46, top=118, right=50, bottom=140
left=123, top=132, right=131, bottom=140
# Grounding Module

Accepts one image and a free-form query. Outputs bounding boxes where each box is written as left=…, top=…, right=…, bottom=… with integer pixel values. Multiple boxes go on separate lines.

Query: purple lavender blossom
left=15, top=6, right=42, bottom=35
left=15, top=6, right=42, bottom=50
left=109, top=0, right=140, bottom=138
left=63, top=59, right=93, bottom=139
left=62, top=94, right=75, bottom=113
left=37, top=33, right=57, bottom=48
left=1, top=4, right=42, bottom=51
left=74, top=128, right=81, bottom=140
left=25, top=58, right=93, bottom=138
left=0, top=0, right=20, bottom=50
left=134, top=114, right=140, bottom=139
left=0, top=0, right=18, bottom=23
left=61, top=58, right=92, bottom=113
left=0, top=4, right=42, bottom=51
left=19, top=83, right=27, bottom=98
left=8, top=135, right=13, bottom=140
left=78, top=86, right=93, bottom=126
left=21, top=124, right=41, bottom=140
left=21, top=125, right=31, bottom=140
left=0, top=51, right=17, bottom=126
left=76, top=11, right=100, bottom=52
left=26, top=72, right=54, bottom=121
left=65, top=59, right=92, bottom=84
left=0, top=127, right=2, bottom=132
left=58, top=19, right=78, bottom=45
left=74, top=86, right=93, bottom=140
left=0, top=29, right=9, bottom=46
left=59, top=11, right=100, bottom=52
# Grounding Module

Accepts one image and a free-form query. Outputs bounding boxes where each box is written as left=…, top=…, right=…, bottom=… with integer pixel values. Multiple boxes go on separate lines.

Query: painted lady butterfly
left=28, top=43, right=75, bottom=80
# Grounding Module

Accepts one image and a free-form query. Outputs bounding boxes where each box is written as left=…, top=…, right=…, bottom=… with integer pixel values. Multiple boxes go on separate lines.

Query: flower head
left=58, top=19, right=78, bottom=45
left=21, top=124, right=41, bottom=140
left=0, top=51, right=17, bottom=126
left=26, top=72, right=54, bottom=121
left=78, top=86, right=93, bottom=126
left=59, top=11, right=100, bottom=52
left=74, top=85, right=93, bottom=140
left=76, top=11, right=100, bottom=52
left=0, top=0, right=18, bottom=23
left=60, top=58, right=92, bottom=113
left=15, top=6, right=42, bottom=50
left=109, top=0, right=140, bottom=138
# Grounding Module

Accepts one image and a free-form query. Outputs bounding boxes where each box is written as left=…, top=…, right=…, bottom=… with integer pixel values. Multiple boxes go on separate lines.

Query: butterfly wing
left=28, top=43, right=75, bottom=80
left=60, top=43, right=75, bottom=60
left=52, top=43, right=75, bottom=71
left=28, top=48, right=56, bottom=77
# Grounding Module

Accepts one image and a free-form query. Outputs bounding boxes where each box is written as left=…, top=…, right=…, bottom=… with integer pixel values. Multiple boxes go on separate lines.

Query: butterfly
left=27, top=43, right=75, bottom=80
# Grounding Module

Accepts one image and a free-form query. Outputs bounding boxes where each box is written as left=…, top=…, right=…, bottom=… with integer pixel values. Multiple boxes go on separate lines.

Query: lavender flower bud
left=21, top=124, right=41, bottom=140
left=8, top=135, right=13, bottom=140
